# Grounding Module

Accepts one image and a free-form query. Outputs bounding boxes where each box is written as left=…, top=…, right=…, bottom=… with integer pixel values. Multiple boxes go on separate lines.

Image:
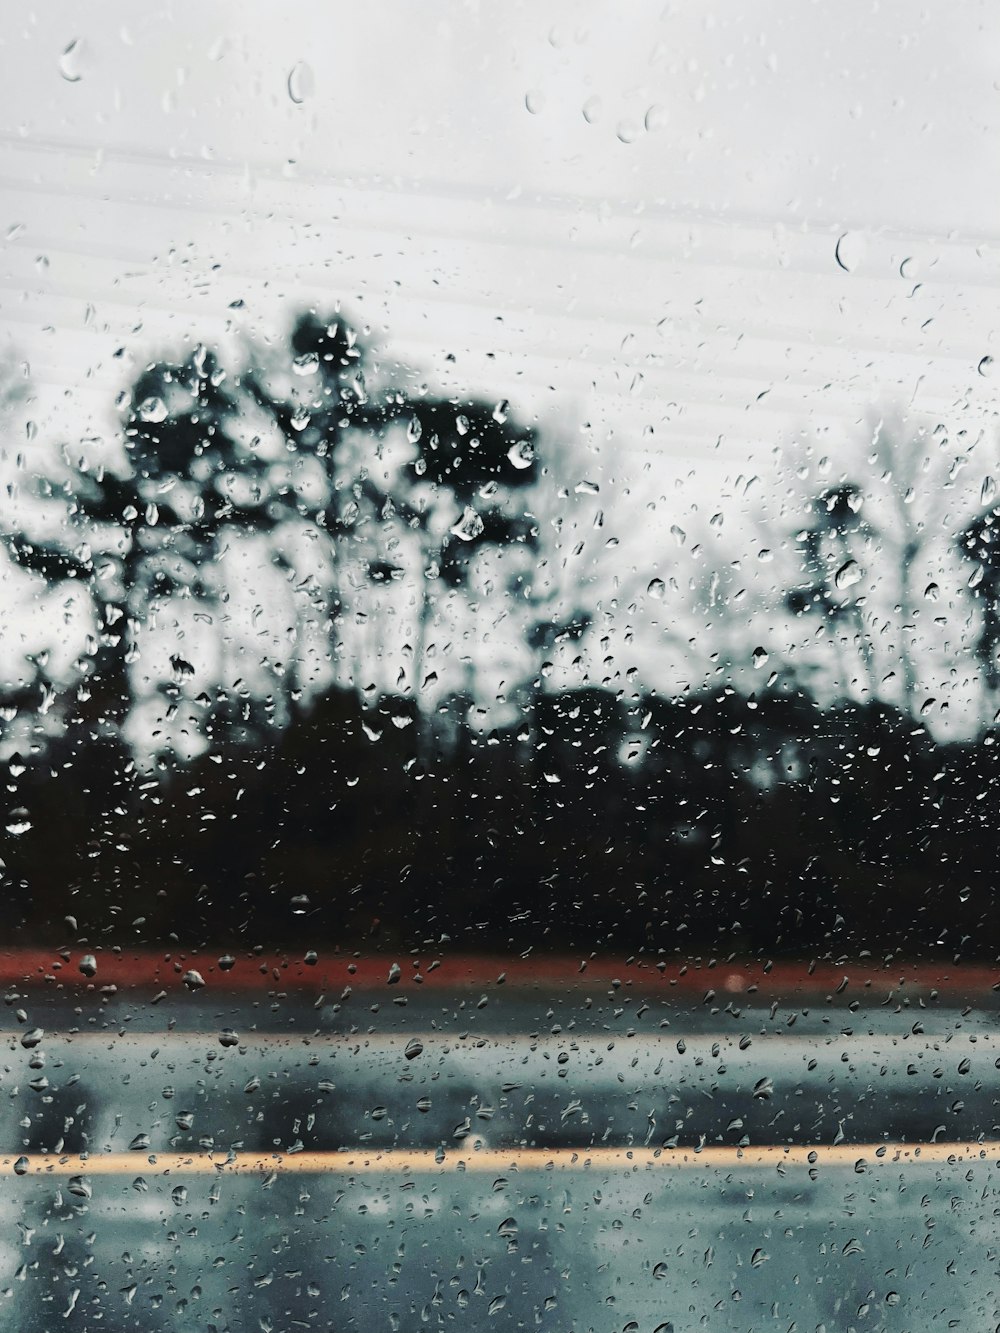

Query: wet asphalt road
left=3, top=990, right=1000, bottom=1331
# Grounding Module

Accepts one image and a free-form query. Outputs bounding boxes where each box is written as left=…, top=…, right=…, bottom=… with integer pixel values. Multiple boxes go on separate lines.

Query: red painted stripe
left=0, top=950, right=997, bottom=998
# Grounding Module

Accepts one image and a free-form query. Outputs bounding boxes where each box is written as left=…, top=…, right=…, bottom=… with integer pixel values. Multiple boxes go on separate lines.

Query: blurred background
left=2, top=2, right=1000, bottom=958
left=8, top=8, right=1000, bottom=1333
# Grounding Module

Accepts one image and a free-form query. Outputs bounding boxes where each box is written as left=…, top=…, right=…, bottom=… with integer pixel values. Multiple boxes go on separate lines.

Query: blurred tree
left=0, top=314, right=562, bottom=762
left=785, top=482, right=876, bottom=701
left=958, top=504, right=1000, bottom=715
left=378, top=396, right=542, bottom=728
left=772, top=415, right=957, bottom=722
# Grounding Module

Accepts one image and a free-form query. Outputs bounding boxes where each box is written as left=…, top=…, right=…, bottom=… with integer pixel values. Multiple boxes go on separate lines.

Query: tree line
left=1, top=311, right=999, bottom=959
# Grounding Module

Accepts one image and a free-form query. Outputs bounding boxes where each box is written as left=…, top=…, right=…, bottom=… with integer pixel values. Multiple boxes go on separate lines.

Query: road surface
left=3, top=954, right=1000, bottom=1330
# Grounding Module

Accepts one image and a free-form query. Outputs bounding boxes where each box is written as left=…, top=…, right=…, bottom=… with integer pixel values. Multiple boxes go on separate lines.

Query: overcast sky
left=2, top=2, right=1000, bottom=724
left=4, top=1, right=999, bottom=459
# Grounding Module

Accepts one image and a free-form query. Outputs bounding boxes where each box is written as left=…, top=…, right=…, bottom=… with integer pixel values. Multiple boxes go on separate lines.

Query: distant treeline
left=2, top=309, right=999, bottom=958
left=3, top=682, right=995, bottom=959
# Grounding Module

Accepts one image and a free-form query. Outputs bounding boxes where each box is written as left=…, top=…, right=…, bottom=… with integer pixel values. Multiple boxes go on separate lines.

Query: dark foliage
left=1, top=312, right=997, bottom=962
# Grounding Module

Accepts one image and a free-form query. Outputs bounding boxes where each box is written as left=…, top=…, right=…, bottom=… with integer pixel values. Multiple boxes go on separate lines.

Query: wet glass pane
left=2, top=4, right=999, bottom=1330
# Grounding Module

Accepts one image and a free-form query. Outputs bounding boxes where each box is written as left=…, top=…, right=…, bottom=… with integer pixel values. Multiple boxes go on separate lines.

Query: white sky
left=1, top=1, right=1000, bottom=726
left=3, top=2, right=1000, bottom=456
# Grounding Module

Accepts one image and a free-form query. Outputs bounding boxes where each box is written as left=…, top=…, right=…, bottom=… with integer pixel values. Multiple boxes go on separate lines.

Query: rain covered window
left=2, top=6, right=1000, bottom=1332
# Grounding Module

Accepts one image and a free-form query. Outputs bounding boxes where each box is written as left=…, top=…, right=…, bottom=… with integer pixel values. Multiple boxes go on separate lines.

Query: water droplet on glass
left=575, top=479, right=599, bottom=495
left=171, top=1184, right=188, bottom=1206
left=525, top=90, right=545, bottom=115
left=406, top=415, right=422, bottom=444
left=287, top=61, right=314, bottom=105
left=404, top=1038, right=424, bottom=1060
left=6, top=809, right=31, bottom=836
left=58, top=39, right=85, bottom=83
left=751, top=646, right=769, bottom=669
left=21, top=1027, right=45, bottom=1049
left=67, top=1175, right=91, bottom=1199
left=834, top=231, right=866, bottom=273
left=924, top=581, right=939, bottom=601
left=218, top=1028, right=239, bottom=1047
left=292, top=352, right=319, bottom=376
left=582, top=96, right=603, bottom=124
left=13, top=1156, right=29, bottom=1176
left=978, top=355, right=994, bottom=378
left=451, top=507, right=484, bottom=542
left=616, top=118, right=641, bottom=144
left=182, top=969, right=205, bottom=990
left=834, top=559, right=862, bottom=590
left=644, top=104, right=668, bottom=132
left=128, top=1133, right=150, bottom=1151
left=507, top=440, right=535, bottom=470
left=78, top=954, right=97, bottom=978
left=646, top=578, right=665, bottom=600
left=137, top=395, right=167, bottom=424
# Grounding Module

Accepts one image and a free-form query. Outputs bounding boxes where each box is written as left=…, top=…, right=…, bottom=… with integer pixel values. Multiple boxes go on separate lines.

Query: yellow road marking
left=3, top=1144, right=998, bottom=1176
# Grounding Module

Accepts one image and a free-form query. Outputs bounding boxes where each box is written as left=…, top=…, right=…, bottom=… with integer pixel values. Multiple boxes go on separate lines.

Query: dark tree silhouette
left=959, top=505, right=1000, bottom=706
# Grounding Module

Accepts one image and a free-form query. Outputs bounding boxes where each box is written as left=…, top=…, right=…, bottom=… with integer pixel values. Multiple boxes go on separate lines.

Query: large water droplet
left=525, top=90, right=545, bottom=115
left=646, top=578, right=665, bottom=600
left=6, top=809, right=31, bottom=836
left=751, top=646, right=769, bottom=669
left=287, top=61, right=314, bottom=105
left=507, top=440, right=534, bottom=470
left=292, top=352, right=319, bottom=376
left=58, top=40, right=86, bottom=83
left=978, top=355, right=994, bottom=378
left=834, top=559, right=862, bottom=590
left=582, top=96, right=603, bottom=125
left=644, top=104, right=668, bottom=132
left=834, top=231, right=866, bottom=273
left=137, top=396, right=167, bottom=424
left=451, top=507, right=484, bottom=542
left=78, top=954, right=97, bottom=978
left=13, top=1156, right=29, bottom=1176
